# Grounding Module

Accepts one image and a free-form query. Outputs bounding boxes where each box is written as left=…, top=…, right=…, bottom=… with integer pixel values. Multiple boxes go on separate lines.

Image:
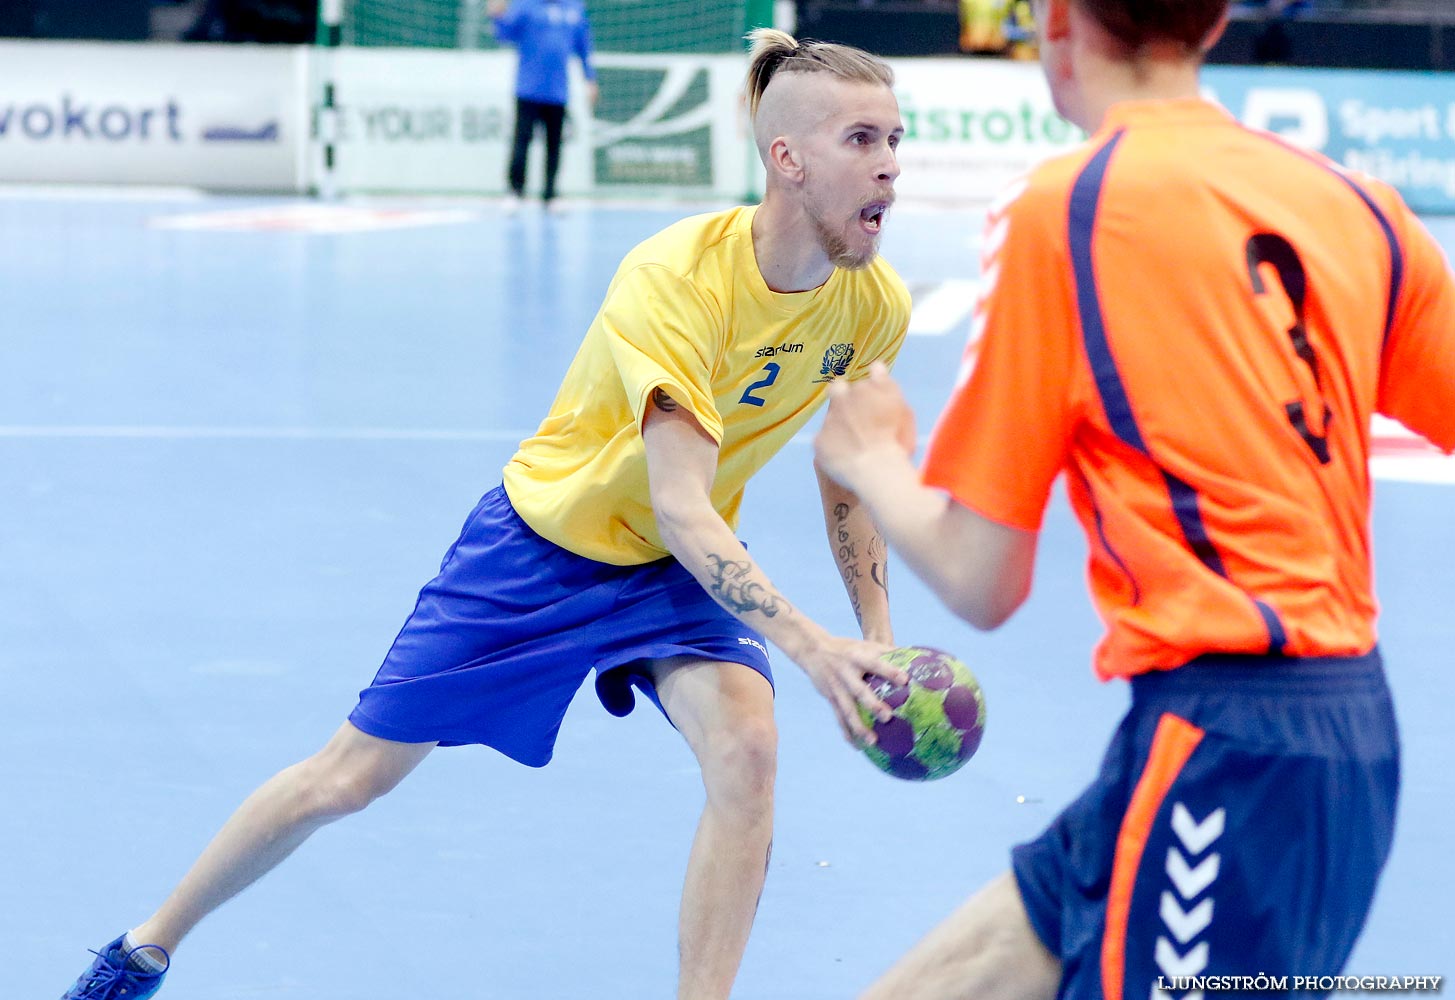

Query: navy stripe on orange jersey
left=1251, top=596, right=1289, bottom=655
left=1340, top=177, right=1404, bottom=346
left=1077, top=465, right=1143, bottom=607
left=1332, top=181, right=1402, bottom=347
left=1070, top=131, right=1144, bottom=453
left=1068, top=132, right=1287, bottom=654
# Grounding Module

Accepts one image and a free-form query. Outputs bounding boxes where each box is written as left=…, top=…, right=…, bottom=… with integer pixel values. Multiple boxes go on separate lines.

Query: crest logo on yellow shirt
left=813, top=343, right=856, bottom=383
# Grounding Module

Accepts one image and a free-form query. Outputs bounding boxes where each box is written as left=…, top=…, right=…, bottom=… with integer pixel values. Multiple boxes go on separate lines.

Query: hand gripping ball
left=858, top=646, right=986, bottom=781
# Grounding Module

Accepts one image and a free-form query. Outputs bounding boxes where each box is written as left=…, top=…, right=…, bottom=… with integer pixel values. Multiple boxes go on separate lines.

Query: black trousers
left=507, top=97, right=567, bottom=201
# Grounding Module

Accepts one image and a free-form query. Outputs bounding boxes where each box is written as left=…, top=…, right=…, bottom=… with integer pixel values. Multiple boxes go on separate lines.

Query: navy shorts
left=1013, top=651, right=1399, bottom=999
left=348, top=485, right=774, bottom=765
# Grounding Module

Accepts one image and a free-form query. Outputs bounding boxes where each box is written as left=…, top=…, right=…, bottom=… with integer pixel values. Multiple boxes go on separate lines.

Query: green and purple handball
left=858, top=646, right=986, bottom=781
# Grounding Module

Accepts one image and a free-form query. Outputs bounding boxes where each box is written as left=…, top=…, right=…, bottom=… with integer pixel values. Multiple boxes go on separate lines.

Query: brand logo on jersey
left=754, top=342, right=804, bottom=359
left=539, top=4, right=582, bottom=27
left=738, top=637, right=768, bottom=655
left=1153, top=803, right=1225, bottom=993
left=812, top=343, right=856, bottom=382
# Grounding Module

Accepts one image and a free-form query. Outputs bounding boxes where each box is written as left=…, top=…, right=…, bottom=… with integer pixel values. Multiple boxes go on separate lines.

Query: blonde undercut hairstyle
left=744, top=28, right=894, bottom=119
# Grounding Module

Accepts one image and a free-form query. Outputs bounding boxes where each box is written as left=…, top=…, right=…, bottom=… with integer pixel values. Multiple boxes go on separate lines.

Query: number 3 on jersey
left=739, top=362, right=780, bottom=407
left=1246, top=233, right=1332, bottom=465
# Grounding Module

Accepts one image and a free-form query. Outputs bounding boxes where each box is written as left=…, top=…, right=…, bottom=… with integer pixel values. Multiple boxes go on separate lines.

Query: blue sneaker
left=60, top=935, right=169, bottom=999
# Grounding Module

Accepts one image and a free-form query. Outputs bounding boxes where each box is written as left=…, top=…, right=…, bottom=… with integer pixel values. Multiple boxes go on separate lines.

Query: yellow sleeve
left=849, top=272, right=912, bottom=380
left=600, top=263, right=726, bottom=443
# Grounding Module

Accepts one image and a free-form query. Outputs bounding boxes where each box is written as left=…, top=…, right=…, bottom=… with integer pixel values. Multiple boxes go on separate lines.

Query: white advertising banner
left=888, top=58, right=1084, bottom=204
left=324, top=48, right=547, bottom=195
left=0, top=43, right=1056, bottom=201
left=0, top=41, right=307, bottom=191
left=323, top=49, right=753, bottom=200
left=323, top=55, right=1103, bottom=203
left=588, top=53, right=755, bottom=201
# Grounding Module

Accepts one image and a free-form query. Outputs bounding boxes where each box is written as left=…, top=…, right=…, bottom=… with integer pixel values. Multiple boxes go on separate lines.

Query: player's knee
left=295, top=755, right=397, bottom=819
left=700, top=715, right=778, bottom=810
left=325, top=769, right=391, bottom=816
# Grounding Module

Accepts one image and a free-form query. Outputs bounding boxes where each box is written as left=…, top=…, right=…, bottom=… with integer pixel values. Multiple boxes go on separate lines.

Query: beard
left=808, top=205, right=878, bottom=271
left=810, top=210, right=877, bottom=270
left=804, top=186, right=882, bottom=271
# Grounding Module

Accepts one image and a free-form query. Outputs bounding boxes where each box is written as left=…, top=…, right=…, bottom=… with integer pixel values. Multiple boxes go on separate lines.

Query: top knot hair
left=744, top=28, right=894, bottom=118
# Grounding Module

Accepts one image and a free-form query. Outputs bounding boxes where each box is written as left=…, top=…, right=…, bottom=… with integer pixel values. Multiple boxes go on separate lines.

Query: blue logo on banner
left=1205, top=66, right=1455, bottom=213
left=202, top=122, right=280, bottom=143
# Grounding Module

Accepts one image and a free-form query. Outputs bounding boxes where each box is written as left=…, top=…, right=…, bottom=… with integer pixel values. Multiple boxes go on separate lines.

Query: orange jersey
left=922, top=100, right=1455, bottom=680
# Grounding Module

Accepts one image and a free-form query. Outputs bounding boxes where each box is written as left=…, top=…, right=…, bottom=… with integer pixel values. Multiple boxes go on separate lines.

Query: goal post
left=337, top=0, right=770, bottom=53
left=312, top=0, right=774, bottom=200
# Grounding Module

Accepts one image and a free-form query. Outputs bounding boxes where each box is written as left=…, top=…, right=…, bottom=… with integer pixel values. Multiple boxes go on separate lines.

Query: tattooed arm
left=814, top=467, right=893, bottom=645
left=641, top=387, right=907, bottom=744
left=814, top=366, right=1036, bottom=630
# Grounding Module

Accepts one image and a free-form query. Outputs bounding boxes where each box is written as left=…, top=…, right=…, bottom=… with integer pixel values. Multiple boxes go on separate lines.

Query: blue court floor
left=4, top=189, right=1452, bottom=999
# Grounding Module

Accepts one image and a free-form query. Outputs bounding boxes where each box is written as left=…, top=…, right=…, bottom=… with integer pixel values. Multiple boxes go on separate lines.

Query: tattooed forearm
left=651, top=387, right=679, bottom=412
left=706, top=553, right=789, bottom=618
left=868, top=533, right=889, bottom=593
left=829, top=499, right=890, bottom=630
left=844, top=580, right=863, bottom=625
left=833, top=502, right=865, bottom=625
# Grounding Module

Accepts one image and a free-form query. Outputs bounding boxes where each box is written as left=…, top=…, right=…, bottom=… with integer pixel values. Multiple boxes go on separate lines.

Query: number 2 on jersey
left=1246, top=233, right=1332, bottom=465
left=739, top=362, right=780, bottom=407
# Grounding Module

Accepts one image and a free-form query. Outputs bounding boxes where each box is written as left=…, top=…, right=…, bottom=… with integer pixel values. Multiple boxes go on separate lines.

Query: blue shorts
left=1013, top=651, right=1399, bottom=999
left=348, top=485, right=774, bottom=765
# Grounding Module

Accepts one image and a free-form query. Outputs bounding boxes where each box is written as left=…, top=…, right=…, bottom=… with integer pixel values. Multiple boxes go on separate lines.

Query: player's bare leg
left=130, top=722, right=435, bottom=952
left=652, top=656, right=778, bottom=1000
left=859, top=872, right=1060, bottom=1000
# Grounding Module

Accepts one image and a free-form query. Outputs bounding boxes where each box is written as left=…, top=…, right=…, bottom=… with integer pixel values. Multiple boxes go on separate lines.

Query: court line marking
left=4, top=425, right=1451, bottom=485
left=909, top=279, right=979, bottom=337
left=0, top=184, right=206, bottom=202
left=0, top=424, right=897, bottom=448
left=150, top=204, right=482, bottom=233
left=0, top=425, right=533, bottom=441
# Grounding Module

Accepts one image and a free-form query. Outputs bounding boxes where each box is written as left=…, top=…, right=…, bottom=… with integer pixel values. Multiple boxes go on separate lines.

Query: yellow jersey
left=504, top=205, right=911, bottom=565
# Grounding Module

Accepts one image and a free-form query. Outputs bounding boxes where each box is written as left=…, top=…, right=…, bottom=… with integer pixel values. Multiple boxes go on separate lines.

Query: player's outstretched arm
left=814, top=465, right=893, bottom=645
left=642, top=387, right=908, bottom=745
left=814, top=364, right=1036, bottom=631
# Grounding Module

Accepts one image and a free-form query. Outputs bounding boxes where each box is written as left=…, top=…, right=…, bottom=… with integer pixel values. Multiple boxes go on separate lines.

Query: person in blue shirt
left=488, top=0, right=598, bottom=210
